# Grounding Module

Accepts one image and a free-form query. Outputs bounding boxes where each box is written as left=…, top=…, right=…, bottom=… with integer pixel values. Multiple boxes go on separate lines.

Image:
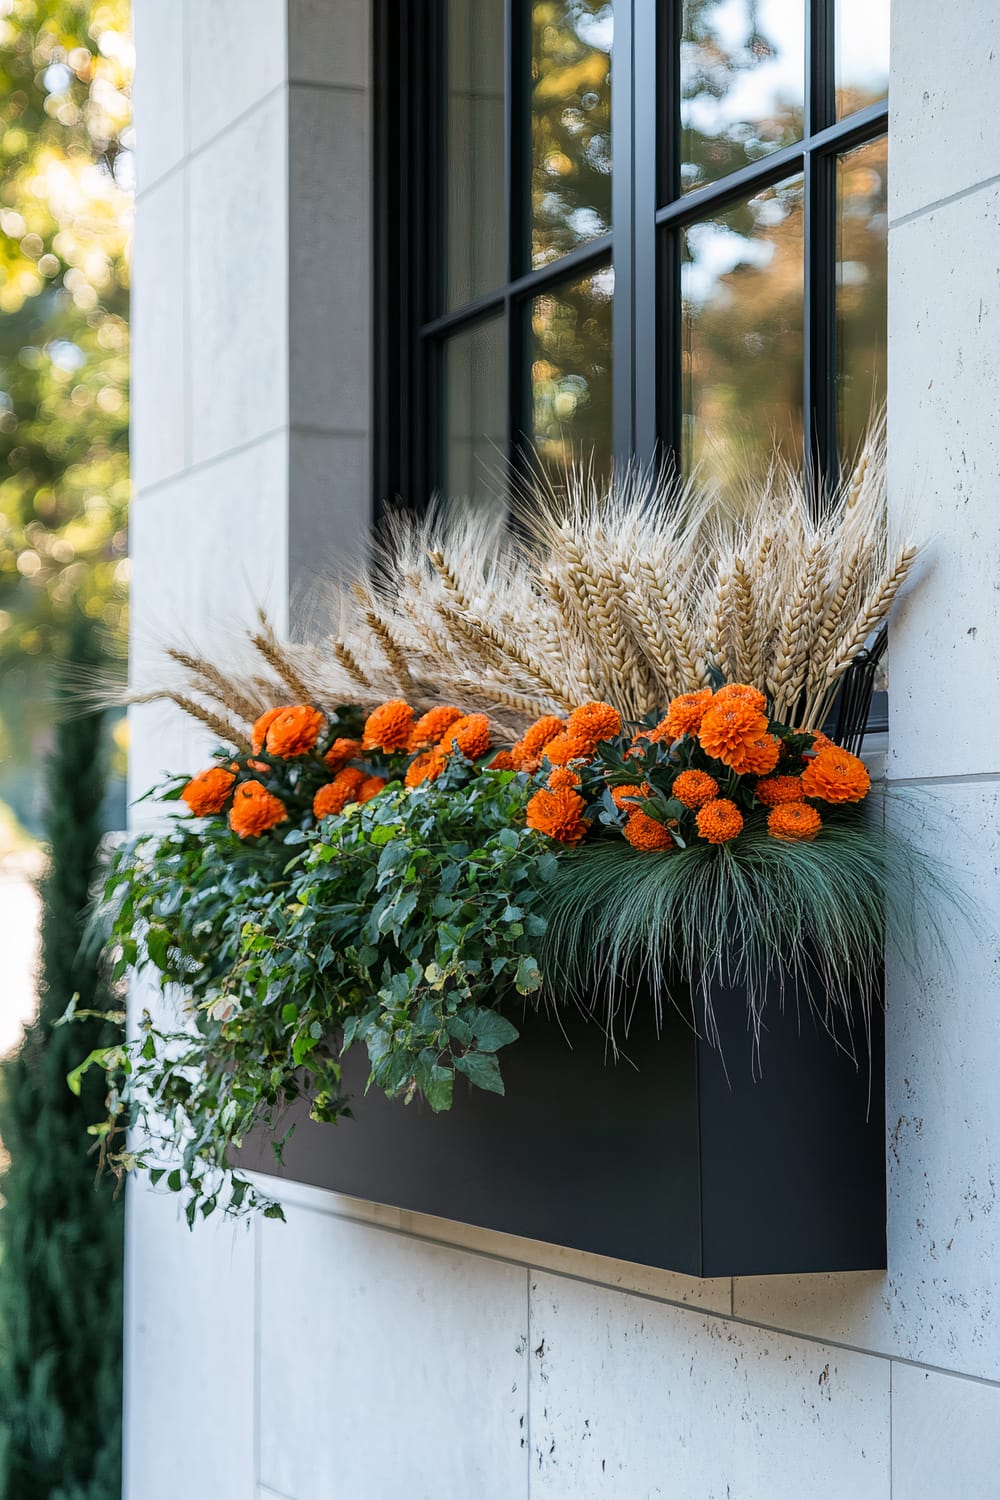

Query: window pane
left=681, top=177, right=804, bottom=482
left=444, top=316, right=507, bottom=498
left=531, top=1, right=613, bottom=269
left=836, top=0, right=889, bottom=119
left=445, top=0, right=506, bottom=308
left=837, top=136, right=887, bottom=461
left=529, top=263, right=614, bottom=477
left=679, top=0, right=804, bottom=196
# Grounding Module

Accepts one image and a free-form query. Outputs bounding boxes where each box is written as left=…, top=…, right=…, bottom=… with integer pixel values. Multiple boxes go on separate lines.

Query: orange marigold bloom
left=622, top=809, right=675, bottom=852
left=363, top=699, right=415, bottom=752
left=698, top=700, right=769, bottom=768
left=714, top=683, right=767, bottom=713
left=548, top=767, right=582, bottom=790
left=610, top=781, right=650, bottom=809
left=543, top=732, right=592, bottom=767
left=440, top=712, right=491, bottom=760
left=251, top=706, right=283, bottom=754
left=808, top=730, right=835, bottom=754
left=695, top=797, right=744, bottom=844
left=404, top=751, right=445, bottom=788
left=182, top=766, right=235, bottom=816
left=728, top=732, right=782, bottom=777
left=768, top=801, right=823, bottom=842
left=408, top=705, right=463, bottom=749
left=654, top=688, right=714, bottom=742
left=755, top=774, right=805, bottom=808
left=229, top=780, right=288, bottom=838
left=264, top=704, right=326, bottom=758
left=511, top=715, right=565, bottom=769
left=489, top=749, right=517, bottom=771
left=567, top=701, right=622, bottom=748
left=671, top=769, right=719, bottom=809
left=358, top=774, right=387, bottom=804
left=313, top=766, right=366, bottom=818
left=323, top=736, right=362, bottom=770
left=800, top=745, right=870, bottom=804
left=526, top=786, right=590, bottom=845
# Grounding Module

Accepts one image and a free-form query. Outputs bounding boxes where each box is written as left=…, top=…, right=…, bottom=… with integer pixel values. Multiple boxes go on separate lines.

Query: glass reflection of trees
left=837, top=135, right=887, bottom=461
left=531, top=266, right=614, bottom=476
left=531, top=1, right=613, bottom=268
left=681, top=0, right=804, bottom=193
left=682, top=178, right=804, bottom=485
left=835, top=0, right=889, bottom=118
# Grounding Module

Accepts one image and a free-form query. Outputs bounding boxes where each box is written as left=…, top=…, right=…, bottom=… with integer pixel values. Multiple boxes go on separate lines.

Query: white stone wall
left=126, top=2, right=1000, bottom=1495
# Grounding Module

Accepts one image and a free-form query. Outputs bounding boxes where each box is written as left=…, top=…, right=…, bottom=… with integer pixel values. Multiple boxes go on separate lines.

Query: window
left=376, top=1, right=888, bottom=506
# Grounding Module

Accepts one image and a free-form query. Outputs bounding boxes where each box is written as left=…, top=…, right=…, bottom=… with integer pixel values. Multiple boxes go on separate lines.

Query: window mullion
left=803, top=0, right=838, bottom=500
left=611, top=0, right=635, bottom=461
left=630, top=0, right=660, bottom=465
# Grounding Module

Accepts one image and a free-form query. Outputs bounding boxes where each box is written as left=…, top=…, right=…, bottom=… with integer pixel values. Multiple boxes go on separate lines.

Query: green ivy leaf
left=454, top=1050, right=505, bottom=1095
left=468, top=1007, right=520, bottom=1051
left=514, top=955, right=543, bottom=994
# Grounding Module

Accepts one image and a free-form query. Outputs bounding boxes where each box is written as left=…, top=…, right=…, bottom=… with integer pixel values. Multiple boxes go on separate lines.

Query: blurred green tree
left=0, top=613, right=123, bottom=1500
left=0, top=0, right=130, bottom=833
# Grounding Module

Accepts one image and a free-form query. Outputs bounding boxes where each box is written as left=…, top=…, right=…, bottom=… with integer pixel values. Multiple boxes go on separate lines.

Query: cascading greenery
left=93, top=756, right=547, bottom=1222
left=0, top=619, right=123, bottom=1500
left=84, top=681, right=960, bottom=1229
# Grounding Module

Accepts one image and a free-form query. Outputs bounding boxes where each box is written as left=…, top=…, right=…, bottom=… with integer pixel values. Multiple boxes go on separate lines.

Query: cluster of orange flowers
left=180, top=685, right=871, bottom=854
left=521, top=702, right=625, bottom=846
left=180, top=697, right=504, bottom=839
left=519, top=684, right=870, bottom=852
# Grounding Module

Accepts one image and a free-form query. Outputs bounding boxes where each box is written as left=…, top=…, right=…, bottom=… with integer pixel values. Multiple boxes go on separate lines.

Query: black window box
left=234, top=966, right=885, bottom=1279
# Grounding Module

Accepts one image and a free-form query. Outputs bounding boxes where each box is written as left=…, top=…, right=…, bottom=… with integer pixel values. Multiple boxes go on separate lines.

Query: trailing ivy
left=90, top=757, right=549, bottom=1223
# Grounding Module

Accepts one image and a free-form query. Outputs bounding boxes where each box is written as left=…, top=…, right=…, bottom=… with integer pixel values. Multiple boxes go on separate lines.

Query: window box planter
left=234, top=969, right=885, bottom=1279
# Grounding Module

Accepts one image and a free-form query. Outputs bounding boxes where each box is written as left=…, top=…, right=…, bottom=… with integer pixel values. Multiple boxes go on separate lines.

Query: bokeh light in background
left=0, top=0, right=132, bottom=845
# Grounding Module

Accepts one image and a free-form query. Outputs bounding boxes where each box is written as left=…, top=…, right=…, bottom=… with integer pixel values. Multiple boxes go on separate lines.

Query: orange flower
left=229, top=780, right=287, bottom=838
left=323, top=736, right=362, bottom=771
left=567, top=701, right=622, bottom=749
left=543, top=732, right=592, bottom=767
left=808, top=730, right=835, bottom=754
left=654, top=688, right=714, bottom=742
left=489, top=750, right=518, bottom=771
left=251, top=706, right=283, bottom=754
left=768, top=801, right=823, bottom=842
left=728, top=732, right=781, bottom=777
left=623, top=809, right=675, bottom=852
left=182, top=766, right=235, bottom=816
left=313, top=766, right=366, bottom=818
left=671, top=769, right=719, bottom=809
left=755, top=774, right=805, bottom=807
left=698, top=700, right=769, bottom=768
left=363, top=699, right=415, bottom=752
left=511, top=715, right=565, bottom=770
left=404, top=751, right=445, bottom=788
left=263, top=705, right=325, bottom=758
left=800, top=746, right=871, bottom=804
left=548, top=766, right=582, bottom=790
left=695, top=797, right=744, bottom=844
left=610, top=781, right=650, bottom=809
left=358, top=774, right=387, bottom=804
left=440, top=712, right=491, bottom=760
left=408, top=705, right=463, bottom=750
left=525, top=786, right=590, bottom=845
left=714, top=683, right=767, bottom=713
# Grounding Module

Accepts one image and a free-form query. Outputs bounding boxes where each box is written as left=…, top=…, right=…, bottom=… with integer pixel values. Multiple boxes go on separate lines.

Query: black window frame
left=374, top=0, right=889, bottom=509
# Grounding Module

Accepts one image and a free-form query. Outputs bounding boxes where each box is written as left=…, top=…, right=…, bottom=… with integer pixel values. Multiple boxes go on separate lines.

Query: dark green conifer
left=0, top=618, right=123, bottom=1499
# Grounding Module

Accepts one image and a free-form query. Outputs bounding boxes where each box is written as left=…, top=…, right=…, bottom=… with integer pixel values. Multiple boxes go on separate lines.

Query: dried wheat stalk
left=124, top=418, right=916, bottom=745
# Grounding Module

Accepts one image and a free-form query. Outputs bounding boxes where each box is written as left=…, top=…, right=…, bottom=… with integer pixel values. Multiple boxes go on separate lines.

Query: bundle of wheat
left=126, top=420, right=915, bottom=740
